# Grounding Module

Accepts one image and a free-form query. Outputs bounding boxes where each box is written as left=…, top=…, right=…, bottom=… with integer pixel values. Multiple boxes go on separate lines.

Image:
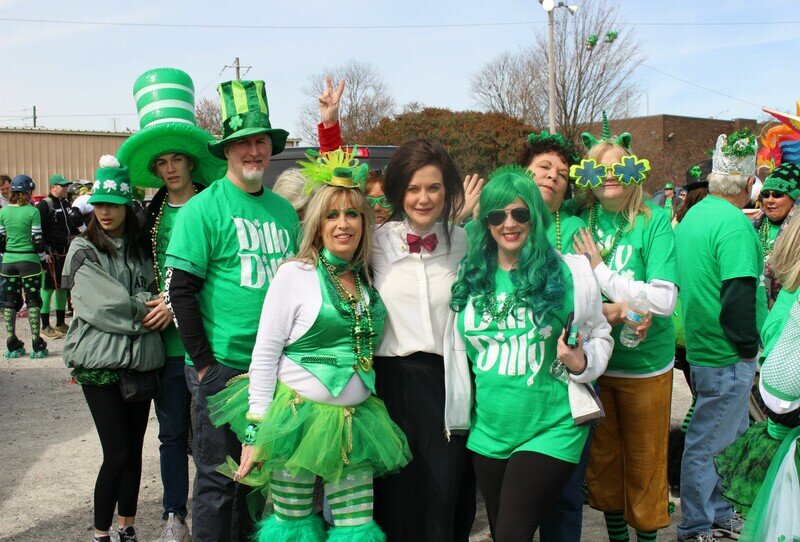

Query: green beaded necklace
left=319, top=250, right=376, bottom=372
left=759, top=219, right=777, bottom=257
left=151, top=186, right=197, bottom=288
left=588, top=203, right=626, bottom=265
left=553, top=210, right=562, bottom=252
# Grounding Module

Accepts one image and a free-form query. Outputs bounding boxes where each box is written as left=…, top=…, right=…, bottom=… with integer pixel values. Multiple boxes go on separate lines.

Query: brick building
left=582, top=114, right=762, bottom=194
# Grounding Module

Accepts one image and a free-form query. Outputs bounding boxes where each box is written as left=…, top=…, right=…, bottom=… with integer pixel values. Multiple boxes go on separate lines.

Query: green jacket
left=62, top=236, right=164, bottom=372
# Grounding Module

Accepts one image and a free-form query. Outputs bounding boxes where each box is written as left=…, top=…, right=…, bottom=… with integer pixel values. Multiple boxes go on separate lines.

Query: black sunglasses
left=486, top=207, right=531, bottom=226
left=762, top=190, right=788, bottom=199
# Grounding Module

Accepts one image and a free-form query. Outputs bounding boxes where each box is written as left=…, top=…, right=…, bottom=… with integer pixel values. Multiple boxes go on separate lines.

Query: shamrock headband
left=580, top=111, right=632, bottom=151
left=526, top=130, right=580, bottom=163
left=297, top=147, right=369, bottom=194
left=569, top=155, right=650, bottom=188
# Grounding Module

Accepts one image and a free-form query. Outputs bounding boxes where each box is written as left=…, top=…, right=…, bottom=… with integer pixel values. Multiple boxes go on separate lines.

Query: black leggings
left=473, top=450, right=576, bottom=542
left=82, top=385, right=151, bottom=531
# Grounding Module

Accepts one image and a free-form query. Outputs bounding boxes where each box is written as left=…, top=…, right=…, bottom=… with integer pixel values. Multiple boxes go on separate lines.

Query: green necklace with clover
left=588, top=203, right=627, bottom=265
left=319, top=251, right=376, bottom=372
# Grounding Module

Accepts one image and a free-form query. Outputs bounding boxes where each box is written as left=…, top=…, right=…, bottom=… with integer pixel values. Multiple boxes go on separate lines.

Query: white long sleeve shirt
left=371, top=221, right=467, bottom=357
left=247, top=261, right=370, bottom=419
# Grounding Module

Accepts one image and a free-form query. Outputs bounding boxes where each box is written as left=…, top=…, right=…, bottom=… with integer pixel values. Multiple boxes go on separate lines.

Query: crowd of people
left=2, top=66, right=800, bottom=542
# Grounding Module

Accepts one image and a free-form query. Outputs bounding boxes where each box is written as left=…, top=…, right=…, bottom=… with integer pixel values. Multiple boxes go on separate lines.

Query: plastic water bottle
left=619, top=293, right=650, bottom=348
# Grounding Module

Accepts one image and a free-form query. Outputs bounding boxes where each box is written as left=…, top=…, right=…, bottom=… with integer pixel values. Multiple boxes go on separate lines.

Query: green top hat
left=207, top=80, right=289, bottom=159
left=762, top=162, right=800, bottom=200
left=116, top=67, right=227, bottom=188
left=88, top=155, right=134, bottom=207
left=49, top=174, right=71, bottom=186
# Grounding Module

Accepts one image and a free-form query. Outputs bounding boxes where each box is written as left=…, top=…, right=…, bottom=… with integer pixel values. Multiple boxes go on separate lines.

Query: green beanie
left=88, top=155, right=134, bottom=207
left=762, top=162, right=800, bottom=201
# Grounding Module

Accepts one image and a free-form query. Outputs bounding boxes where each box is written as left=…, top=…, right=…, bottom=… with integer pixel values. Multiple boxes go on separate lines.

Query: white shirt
left=371, top=221, right=467, bottom=357
left=248, top=260, right=371, bottom=418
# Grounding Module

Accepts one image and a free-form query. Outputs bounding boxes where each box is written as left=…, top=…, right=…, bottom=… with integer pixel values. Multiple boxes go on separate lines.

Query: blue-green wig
left=451, top=165, right=566, bottom=325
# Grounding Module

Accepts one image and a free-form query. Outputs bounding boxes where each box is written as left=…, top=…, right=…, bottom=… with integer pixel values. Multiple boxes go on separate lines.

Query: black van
left=262, top=145, right=397, bottom=188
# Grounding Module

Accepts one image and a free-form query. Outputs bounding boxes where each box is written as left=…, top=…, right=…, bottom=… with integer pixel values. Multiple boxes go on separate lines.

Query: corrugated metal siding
left=0, top=128, right=301, bottom=195
left=0, top=128, right=129, bottom=194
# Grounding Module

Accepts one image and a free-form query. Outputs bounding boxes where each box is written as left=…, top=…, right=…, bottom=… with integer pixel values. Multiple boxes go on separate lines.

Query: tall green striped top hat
left=88, top=155, right=133, bottom=207
left=207, top=80, right=289, bottom=159
left=116, top=67, right=227, bottom=188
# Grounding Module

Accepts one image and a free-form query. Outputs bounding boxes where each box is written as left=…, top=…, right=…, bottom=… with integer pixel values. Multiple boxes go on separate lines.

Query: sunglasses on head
left=761, top=190, right=788, bottom=200
left=366, top=195, right=392, bottom=208
left=486, top=207, right=531, bottom=226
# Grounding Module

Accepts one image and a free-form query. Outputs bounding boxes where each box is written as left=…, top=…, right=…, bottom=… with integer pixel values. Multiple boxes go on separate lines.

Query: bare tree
left=470, top=0, right=644, bottom=141
left=297, top=60, right=396, bottom=144
left=195, top=97, right=221, bottom=136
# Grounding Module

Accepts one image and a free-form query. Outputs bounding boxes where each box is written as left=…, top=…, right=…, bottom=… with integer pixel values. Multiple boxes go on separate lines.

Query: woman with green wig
left=445, top=165, right=613, bottom=540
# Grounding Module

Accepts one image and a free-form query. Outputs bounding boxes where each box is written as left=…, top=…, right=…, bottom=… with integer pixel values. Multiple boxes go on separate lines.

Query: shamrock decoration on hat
left=207, top=80, right=289, bottom=159
left=711, top=128, right=757, bottom=176
left=762, top=162, right=800, bottom=201
left=88, top=155, right=133, bottom=207
left=116, top=67, right=227, bottom=188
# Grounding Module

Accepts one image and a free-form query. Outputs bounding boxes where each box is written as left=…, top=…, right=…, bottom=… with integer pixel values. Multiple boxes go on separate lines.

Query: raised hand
left=319, top=75, right=346, bottom=128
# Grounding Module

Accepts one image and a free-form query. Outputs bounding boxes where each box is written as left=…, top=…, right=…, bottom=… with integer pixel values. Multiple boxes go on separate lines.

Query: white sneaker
left=160, top=513, right=191, bottom=542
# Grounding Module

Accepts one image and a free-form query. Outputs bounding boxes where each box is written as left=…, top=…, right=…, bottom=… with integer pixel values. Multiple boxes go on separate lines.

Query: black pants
left=185, top=362, right=253, bottom=542
left=82, top=384, right=151, bottom=532
left=373, top=352, right=476, bottom=542
left=473, top=450, right=576, bottom=542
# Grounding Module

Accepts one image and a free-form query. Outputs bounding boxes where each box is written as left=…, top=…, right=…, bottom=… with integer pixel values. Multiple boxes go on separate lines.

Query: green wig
left=451, top=165, right=566, bottom=325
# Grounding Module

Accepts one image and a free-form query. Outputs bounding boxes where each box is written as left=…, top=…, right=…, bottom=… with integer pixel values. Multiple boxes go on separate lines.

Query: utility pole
left=32, top=105, right=37, bottom=127
left=226, top=57, right=251, bottom=81
left=539, top=1, right=577, bottom=133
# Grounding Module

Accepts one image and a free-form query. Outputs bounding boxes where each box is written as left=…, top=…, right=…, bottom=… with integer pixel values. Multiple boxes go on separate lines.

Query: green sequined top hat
left=580, top=111, right=632, bottom=152
left=711, top=129, right=757, bottom=176
left=207, top=79, right=289, bottom=159
left=116, top=67, right=227, bottom=189
left=48, top=174, right=71, bottom=186
left=88, top=155, right=133, bottom=207
left=762, top=162, right=800, bottom=201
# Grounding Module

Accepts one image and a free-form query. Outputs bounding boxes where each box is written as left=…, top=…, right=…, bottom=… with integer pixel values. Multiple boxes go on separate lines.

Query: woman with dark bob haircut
left=371, top=137, right=473, bottom=541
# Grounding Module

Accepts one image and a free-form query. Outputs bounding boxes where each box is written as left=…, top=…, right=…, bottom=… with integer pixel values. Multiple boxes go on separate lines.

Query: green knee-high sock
left=3, top=307, right=15, bottom=335
left=636, top=530, right=657, bottom=541
left=28, top=307, right=41, bottom=339
left=54, top=289, right=68, bottom=310
left=604, top=511, right=630, bottom=541
left=40, top=286, right=53, bottom=316
left=681, top=396, right=696, bottom=433
left=269, top=469, right=315, bottom=521
left=325, top=470, right=375, bottom=527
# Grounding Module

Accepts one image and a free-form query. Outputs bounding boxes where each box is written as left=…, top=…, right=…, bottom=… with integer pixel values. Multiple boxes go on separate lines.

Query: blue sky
left=1, top=0, right=798, bottom=140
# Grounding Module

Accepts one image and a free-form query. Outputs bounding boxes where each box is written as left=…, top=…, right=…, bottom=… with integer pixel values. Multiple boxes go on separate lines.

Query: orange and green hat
left=207, top=80, right=289, bottom=159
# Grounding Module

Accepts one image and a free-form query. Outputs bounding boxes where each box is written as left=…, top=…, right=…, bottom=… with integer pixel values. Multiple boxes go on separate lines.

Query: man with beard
left=165, top=79, right=299, bottom=542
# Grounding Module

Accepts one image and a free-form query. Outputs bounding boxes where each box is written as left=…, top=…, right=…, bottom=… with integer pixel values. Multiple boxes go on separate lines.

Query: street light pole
left=547, top=9, right=556, bottom=133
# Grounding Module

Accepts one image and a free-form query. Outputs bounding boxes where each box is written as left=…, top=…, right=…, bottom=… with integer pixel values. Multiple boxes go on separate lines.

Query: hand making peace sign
left=319, top=75, right=346, bottom=128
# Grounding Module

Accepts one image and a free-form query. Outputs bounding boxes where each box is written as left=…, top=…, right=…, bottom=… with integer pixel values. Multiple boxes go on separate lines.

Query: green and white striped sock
left=324, top=470, right=374, bottom=527
left=604, top=511, right=630, bottom=541
left=636, top=529, right=657, bottom=541
left=269, top=469, right=315, bottom=521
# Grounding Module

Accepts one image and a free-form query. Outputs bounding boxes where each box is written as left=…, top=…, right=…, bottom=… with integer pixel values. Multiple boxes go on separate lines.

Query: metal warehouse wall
left=0, top=128, right=130, bottom=194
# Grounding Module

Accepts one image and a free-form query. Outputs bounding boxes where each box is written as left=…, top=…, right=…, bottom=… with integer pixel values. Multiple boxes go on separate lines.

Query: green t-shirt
left=760, top=287, right=800, bottom=363
left=675, top=196, right=768, bottom=367
left=550, top=209, right=585, bottom=255
left=154, top=203, right=186, bottom=358
left=0, top=204, right=42, bottom=265
left=580, top=200, right=677, bottom=374
left=165, top=178, right=300, bottom=370
left=457, top=265, right=588, bottom=462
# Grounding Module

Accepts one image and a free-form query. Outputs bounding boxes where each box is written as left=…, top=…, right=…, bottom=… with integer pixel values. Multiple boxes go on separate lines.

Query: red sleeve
left=318, top=122, right=342, bottom=152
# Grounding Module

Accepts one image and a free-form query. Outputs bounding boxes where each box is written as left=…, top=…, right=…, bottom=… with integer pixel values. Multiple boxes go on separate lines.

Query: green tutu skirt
left=715, top=421, right=782, bottom=517
left=208, top=376, right=412, bottom=487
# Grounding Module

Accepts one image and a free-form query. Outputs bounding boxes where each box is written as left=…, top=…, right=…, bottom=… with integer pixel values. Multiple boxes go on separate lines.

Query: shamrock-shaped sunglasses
left=569, top=155, right=651, bottom=188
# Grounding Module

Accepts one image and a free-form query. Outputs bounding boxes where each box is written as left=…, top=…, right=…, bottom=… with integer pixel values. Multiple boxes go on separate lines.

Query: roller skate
left=5, top=336, right=26, bottom=358
left=30, top=337, right=48, bottom=358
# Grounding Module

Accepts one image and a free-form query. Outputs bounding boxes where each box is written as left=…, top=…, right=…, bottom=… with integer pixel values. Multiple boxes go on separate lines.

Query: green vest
left=284, top=263, right=386, bottom=397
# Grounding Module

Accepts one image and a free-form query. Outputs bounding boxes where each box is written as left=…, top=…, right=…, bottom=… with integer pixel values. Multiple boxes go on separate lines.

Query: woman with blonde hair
left=571, top=114, right=678, bottom=542
left=207, top=157, right=410, bottom=542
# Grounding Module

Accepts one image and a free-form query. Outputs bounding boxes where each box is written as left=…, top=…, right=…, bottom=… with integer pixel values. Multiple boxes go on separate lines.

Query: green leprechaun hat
left=88, top=155, right=133, bottom=207
left=207, top=80, right=289, bottom=159
left=116, top=67, right=227, bottom=188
